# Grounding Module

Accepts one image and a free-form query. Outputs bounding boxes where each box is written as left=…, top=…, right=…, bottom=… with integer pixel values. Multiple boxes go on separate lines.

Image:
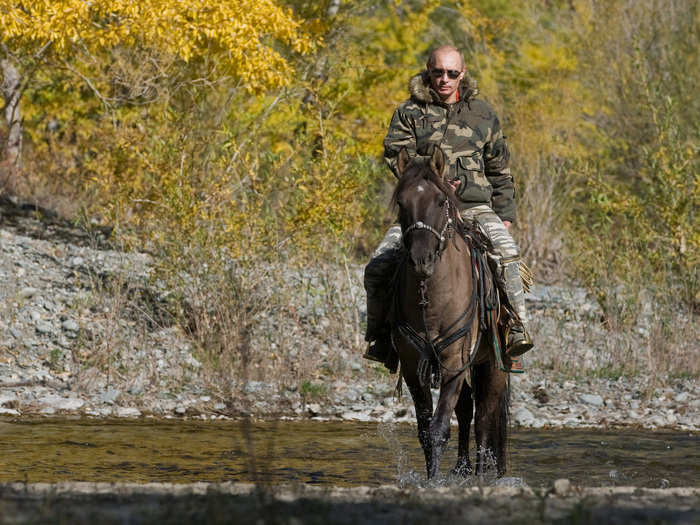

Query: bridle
left=402, top=196, right=454, bottom=255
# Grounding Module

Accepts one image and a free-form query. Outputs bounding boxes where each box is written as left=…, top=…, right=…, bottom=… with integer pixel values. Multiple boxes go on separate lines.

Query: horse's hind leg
left=452, top=380, right=473, bottom=477
left=473, top=363, right=509, bottom=477
left=402, top=367, right=434, bottom=477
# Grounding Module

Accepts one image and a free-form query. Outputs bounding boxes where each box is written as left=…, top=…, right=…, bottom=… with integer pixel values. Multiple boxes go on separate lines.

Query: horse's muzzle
left=410, top=250, right=436, bottom=278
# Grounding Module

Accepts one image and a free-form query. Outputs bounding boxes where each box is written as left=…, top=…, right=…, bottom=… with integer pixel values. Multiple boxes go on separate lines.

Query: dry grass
left=155, top=252, right=371, bottom=397
left=513, top=159, right=572, bottom=284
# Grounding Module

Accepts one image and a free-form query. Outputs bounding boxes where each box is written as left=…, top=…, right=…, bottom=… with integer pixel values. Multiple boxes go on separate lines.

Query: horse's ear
left=397, top=147, right=410, bottom=176
left=430, top=146, right=447, bottom=179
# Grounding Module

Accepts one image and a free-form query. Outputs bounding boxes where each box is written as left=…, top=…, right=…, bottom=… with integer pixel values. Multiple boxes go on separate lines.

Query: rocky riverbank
left=0, top=198, right=698, bottom=430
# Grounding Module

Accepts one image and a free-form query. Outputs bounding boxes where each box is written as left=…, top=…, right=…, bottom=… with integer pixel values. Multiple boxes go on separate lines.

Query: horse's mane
left=391, top=158, right=465, bottom=237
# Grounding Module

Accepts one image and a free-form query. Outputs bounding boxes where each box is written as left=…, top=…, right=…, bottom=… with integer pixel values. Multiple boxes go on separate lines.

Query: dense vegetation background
left=1, top=0, right=697, bottom=381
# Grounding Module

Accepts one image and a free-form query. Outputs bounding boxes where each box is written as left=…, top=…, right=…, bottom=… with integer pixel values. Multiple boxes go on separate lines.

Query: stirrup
left=505, top=326, right=533, bottom=357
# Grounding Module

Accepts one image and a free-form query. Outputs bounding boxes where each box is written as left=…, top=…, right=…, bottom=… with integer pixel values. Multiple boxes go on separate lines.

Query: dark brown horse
left=392, top=146, right=509, bottom=480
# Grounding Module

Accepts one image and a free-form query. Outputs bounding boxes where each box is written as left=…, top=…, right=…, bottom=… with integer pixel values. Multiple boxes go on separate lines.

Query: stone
left=61, top=319, right=79, bottom=332
left=341, top=411, right=371, bottom=422
left=553, top=478, right=571, bottom=495
left=579, top=394, right=604, bottom=407
left=674, top=392, right=689, bottom=403
left=514, top=407, right=535, bottom=426
left=649, top=415, right=666, bottom=427
left=115, top=407, right=141, bottom=417
left=38, top=395, right=84, bottom=411
left=19, top=287, right=39, bottom=299
left=69, top=256, right=85, bottom=267
left=306, top=403, right=321, bottom=416
left=0, top=393, right=18, bottom=405
left=98, top=388, right=120, bottom=405
left=35, top=321, right=54, bottom=335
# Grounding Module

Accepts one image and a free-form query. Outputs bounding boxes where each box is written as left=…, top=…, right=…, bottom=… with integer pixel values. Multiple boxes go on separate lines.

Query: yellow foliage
left=0, top=0, right=314, bottom=92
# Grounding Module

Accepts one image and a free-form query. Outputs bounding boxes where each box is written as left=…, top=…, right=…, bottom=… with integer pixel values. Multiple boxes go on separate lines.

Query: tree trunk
left=1, top=56, right=22, bottom=191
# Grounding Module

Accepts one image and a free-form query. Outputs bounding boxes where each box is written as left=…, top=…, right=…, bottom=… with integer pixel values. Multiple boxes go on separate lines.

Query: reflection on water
left=0, top=419, right=697, bottom=488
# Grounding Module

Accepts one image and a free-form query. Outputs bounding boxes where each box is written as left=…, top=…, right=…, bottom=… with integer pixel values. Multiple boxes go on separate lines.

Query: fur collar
left=409, top=71, right=479, bottom=105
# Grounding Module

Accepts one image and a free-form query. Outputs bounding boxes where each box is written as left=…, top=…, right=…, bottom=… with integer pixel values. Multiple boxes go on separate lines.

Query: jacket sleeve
left=484, top=118, right=516, bottom=223
left=383, top=106, right=416, bottom=179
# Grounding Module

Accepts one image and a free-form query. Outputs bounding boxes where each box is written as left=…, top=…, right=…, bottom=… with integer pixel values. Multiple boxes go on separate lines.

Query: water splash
left=377, top=421, right=416, bottom=485
left=378, top=424, right=528, bottom=489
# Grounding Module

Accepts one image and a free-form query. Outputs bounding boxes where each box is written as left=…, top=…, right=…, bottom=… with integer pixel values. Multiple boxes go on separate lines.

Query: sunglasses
left=429, top=68, right=462, bottom=79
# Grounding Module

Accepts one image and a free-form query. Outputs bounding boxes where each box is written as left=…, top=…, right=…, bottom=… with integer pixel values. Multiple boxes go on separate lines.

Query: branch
left=62, top=61, right=116, bottom=126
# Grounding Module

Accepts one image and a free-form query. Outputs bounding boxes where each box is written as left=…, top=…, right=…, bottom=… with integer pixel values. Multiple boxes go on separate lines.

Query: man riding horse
left=364, top=45, right=533, bottom=368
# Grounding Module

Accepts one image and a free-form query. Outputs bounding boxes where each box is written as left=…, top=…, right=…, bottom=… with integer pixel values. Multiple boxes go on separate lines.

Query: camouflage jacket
left=384, top=72, right=516, bottom=222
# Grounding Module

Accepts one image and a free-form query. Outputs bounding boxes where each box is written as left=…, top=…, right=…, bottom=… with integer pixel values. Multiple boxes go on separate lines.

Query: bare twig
left=62, top=61, right=117, bottom=126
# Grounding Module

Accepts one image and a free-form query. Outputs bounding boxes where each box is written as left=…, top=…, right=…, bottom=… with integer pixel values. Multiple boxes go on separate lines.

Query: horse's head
left=393, top=146, right=458, bottom=278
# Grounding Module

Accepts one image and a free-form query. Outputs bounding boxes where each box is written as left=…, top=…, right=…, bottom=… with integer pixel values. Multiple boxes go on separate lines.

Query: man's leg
left=363, top=224, right=403, bottom=365
left=463, top=206, right=533, bottom=357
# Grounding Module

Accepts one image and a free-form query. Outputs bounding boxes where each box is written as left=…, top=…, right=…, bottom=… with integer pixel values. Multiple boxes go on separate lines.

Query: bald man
left=363, top=45, right=533, bottom=370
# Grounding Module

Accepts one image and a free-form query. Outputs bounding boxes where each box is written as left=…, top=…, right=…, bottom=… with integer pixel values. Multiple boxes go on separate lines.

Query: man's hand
left=448, top=179, right=461, bottom=193
left=503, top=220, right=512, bottom=231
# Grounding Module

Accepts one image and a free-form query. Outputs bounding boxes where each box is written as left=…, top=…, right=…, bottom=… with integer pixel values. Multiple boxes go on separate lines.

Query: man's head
left=426, top=45, right=465, bottom=103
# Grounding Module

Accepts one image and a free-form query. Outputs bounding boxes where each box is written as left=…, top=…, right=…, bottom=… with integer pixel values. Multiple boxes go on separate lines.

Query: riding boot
left=363, top=239, right=401, bottom=370
left=363, top=290, right=392, bottom=363
left=501, top=257, right=534, bottom=357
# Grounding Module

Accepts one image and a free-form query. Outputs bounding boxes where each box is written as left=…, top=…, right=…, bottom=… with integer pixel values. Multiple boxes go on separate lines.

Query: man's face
left=428, top=51, right=465, bottom=103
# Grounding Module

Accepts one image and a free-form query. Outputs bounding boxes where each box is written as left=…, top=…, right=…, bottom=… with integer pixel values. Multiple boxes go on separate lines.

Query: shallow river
left=1, top=419, right=697, bottom=488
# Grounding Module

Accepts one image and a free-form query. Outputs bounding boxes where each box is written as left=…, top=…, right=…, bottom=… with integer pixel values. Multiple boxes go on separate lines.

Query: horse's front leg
left=427, top=368, right=467, bottom=479
left=452, top=379, right=473, bottom=477
left=473, top=362, right=509, bottom=476
left=401, top=361, right=434, bottom=476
